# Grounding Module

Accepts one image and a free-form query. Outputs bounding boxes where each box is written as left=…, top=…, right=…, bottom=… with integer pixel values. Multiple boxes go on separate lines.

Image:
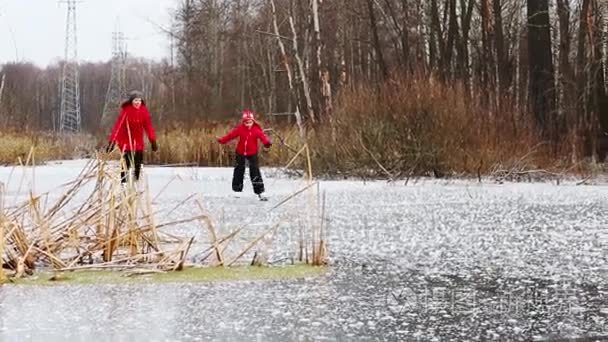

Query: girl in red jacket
left=217, top=110, right=271, bottom=199
left=107, top=90, right=158, bottom=184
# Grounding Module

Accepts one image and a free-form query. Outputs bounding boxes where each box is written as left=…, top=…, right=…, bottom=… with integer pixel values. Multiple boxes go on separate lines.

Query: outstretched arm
left=143, top=109, right=157, bottom=142
left=143, top=109, right=158, bottom=151
left=258, top=128, right=271, bottom=147
left=218, top=126, right=240, bottom=144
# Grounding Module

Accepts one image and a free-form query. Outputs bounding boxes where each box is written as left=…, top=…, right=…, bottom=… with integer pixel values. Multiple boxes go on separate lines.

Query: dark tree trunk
left=429, top=0, right=442, bottom=72
left=576, top=0, right=591, bottom=127
left=366, top=0, right=389, bottom=80
left=494, top=0, right=510, bottom=101
left=399, top=0, right=411, bottom=72
left=456, top=0, right=474, bottom=94
left=576, top=0, right=593, bottom=155
left=527, top=0, right=556, bottom=136
left=556, top=0, right=576, bottom=131
left=443, top=0, right=459, bottom=80
left=480, top=0, right=493, bottom=107
left=591, top=0, right=608, bottom=159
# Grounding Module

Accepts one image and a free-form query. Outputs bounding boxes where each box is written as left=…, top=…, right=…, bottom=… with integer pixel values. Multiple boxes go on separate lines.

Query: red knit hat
left=242, top=110, right=255, bottom=122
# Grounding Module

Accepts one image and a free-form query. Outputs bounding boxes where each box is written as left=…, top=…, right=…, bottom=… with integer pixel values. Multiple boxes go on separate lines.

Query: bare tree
left=269, top=0, right=304, bottom=135
left=0, top=0, right=605, bottom=163
left=556, top=0, right=576, bottom=128
left=366, top=0, right=389, bottom=80
left=527, top=0, right=556, bottom=135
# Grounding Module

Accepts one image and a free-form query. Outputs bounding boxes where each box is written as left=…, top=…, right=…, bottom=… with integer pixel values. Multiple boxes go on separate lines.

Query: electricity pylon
left=59, top=0, right=81, bottom=133
left=101, top=25, right=127, bottom=130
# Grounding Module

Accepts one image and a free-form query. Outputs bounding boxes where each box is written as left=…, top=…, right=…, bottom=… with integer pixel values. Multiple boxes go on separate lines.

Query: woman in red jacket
left=107, top=90, right=158, bottom=184
left=218, top=110, right=271, bottom=199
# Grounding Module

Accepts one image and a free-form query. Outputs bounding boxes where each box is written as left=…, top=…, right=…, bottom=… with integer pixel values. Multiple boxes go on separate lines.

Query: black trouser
left=232, top=153, right=265, bottom=194
left=121, top=151, right=144, bottom=183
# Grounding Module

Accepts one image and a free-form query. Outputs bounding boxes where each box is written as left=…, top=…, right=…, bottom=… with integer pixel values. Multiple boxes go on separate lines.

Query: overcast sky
left=0, top=0, right=175, bottom=67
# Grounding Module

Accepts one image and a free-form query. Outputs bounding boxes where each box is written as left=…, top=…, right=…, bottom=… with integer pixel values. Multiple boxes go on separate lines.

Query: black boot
left=248, top=155, right=265, bottom=195
left=232, top=154, right=246, bottom=192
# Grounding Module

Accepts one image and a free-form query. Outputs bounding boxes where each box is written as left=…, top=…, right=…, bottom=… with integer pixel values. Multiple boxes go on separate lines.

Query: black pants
left=121, top=151, right=144, bottom=183
left=232, top=153, right=264, bottom=194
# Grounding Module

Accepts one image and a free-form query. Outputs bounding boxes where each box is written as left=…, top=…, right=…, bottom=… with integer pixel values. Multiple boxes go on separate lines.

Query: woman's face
left=132, top=98, right=142, bottom=108
left=244, top=119, right=254, bottom=128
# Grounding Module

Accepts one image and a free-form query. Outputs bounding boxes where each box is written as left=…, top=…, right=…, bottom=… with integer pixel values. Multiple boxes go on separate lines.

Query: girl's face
left=244, top=119, right=253, bottom=128
left=132, top=98, right=142, bottom=108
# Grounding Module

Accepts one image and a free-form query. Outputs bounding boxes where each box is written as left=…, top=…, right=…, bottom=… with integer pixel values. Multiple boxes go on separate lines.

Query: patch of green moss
left=5, top=265, right=327, bottom=286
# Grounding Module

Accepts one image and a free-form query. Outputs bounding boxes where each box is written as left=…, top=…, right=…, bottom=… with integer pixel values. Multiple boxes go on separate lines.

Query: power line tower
left=59, top=0, right=81, bottom=133
left=602, top=1, right=608, bottom=91
left=101, top=25, right=127, bottom=130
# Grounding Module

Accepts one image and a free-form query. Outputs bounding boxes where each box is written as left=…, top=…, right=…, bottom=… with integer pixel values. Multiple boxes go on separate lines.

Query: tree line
left=0, top=0, right=606, bottom=158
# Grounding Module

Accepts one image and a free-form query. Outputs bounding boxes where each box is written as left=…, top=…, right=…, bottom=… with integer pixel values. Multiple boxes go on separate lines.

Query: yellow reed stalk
left=283, top=144, right=307, bottom=170
left=0, top=184, right=6, bottom=283
left=195, top=199, right=224, bottom=266
left=227, top=221, right=282, bottom=267
left=104, top=186, right=117, bottom=262
left=96, top=154, right=106, bottom=236
left=143, top=178, right=161, bottom=253
left=305, top=143, right=313, bottom=182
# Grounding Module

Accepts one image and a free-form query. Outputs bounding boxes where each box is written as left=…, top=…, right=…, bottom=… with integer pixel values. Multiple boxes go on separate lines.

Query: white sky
left=0, top=0, right=175, bottom=67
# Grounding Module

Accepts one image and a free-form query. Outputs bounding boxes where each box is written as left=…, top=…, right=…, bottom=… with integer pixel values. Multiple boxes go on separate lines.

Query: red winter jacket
left=218, top=122, right=271, bottom=156
left=108, top=103, right=156, bottom=152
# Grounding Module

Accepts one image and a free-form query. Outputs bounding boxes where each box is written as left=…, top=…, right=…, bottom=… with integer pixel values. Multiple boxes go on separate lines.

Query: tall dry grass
left=305, top=76, right=580, bottom=178
left=143, top=76, right=580, bottom=178
left=145, top=122, right=299, bottom=168
left=0, top=183, right=5, bottom=283
left=0, top=131, right=95, bottom=165
left=1, top=152, right=328, bottom=280
left=0, top=76, right=585, bottom=178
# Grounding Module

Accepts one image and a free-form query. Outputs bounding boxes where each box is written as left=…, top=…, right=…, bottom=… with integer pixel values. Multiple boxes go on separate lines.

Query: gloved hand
left=264, top=143, right=272, bottom=149
left=151, top=140, right=158, bottom=152
left=105, top=142, right=115, bottom=153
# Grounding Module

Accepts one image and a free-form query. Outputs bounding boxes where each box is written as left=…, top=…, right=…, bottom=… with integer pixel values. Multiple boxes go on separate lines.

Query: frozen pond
left=1, top=160, right=607, bottom=341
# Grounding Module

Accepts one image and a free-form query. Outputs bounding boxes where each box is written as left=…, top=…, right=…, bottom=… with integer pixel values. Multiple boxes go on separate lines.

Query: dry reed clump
left=0, top=131, right=95, bottom=165
left=306, top=76, right=578, bottom=178
left=141, top=77, right=577, bottom=179
left=0, top=148, right=328, bottom=282
left=0, top=156, right=198, bottom=279
left=192, top=142, right=327, bottom=268
left=0, top=82, right=581, bottom=180
left=145, top=122, right=300, bottom=168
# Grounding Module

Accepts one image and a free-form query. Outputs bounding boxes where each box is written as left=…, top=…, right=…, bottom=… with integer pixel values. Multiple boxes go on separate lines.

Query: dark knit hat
left=121, top=90, right=145, bottom=107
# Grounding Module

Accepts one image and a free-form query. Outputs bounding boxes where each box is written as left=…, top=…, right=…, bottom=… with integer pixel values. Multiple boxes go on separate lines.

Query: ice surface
left=0, top=159, right=607, bottom=341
